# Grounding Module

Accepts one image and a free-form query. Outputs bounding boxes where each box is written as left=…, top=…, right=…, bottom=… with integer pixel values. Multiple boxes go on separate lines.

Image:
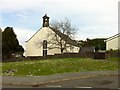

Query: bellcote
left=42, top=14, right=49, bottom=27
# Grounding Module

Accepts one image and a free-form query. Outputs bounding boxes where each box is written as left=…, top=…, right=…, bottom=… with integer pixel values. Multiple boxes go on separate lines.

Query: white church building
left=25, top=15, right=80, bottom=57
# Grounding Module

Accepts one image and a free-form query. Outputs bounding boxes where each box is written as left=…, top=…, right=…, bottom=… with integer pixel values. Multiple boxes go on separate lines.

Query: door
left=43, top=40, right=47, bottom=58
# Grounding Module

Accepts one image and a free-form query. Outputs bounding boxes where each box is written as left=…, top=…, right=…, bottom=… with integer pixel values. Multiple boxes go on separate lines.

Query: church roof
left=26, top=14, right=80, bottom=47
left=26, top=26, right=80, bottom=47
left=42, top=14, right=49, bottom=18
left=49, top=27, right=80, bottom=47
left=26, top=27, right=42, bottom=42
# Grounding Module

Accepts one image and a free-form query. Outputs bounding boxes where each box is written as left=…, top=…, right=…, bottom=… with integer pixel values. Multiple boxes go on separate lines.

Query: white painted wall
left=25, top=27, right=57, bottom=57
left=25, top=27, right=79, bottom=57
left=106, top=35, right=120, bottom=50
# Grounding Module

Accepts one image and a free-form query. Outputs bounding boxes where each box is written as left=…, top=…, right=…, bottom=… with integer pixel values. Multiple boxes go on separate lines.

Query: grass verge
left=2, top=58, right=119, bottom=76
left=106, top=57, right=120, bottom=62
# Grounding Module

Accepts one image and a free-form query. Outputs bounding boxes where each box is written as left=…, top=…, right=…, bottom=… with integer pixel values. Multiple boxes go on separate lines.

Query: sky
left=1, top=0, right=119, bottom=49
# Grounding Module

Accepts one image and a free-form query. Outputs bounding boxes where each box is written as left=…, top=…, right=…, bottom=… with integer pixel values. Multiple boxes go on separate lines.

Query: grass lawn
left=106, top=57, right=120, bottom=62
left=0, top=63, right=2, bottom=76
left=2, top=58, right=119, bottom=76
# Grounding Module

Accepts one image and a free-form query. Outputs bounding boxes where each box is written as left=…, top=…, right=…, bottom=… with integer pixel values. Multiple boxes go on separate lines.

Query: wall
left=25, top=27, right=61, bottom=57
left=105, top=50, right=120, bottom=58
left=25, top=27, right=79, bottom=57
left=79, top=46, right=95, bottom=53
left=106, top=35, right=120, bottom=50
left=3, top=51, right=120, bottom=62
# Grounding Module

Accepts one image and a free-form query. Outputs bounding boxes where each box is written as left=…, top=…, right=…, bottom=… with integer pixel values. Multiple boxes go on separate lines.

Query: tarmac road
left=39, top=75, right=119, bottom=89
left=2, top=75, right=119, bottom=89
left=2, top=71, right=119, bottom=89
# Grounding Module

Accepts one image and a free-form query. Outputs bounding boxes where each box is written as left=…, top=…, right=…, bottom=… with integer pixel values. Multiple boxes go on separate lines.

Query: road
left=2, top=75, right=119, bottom=89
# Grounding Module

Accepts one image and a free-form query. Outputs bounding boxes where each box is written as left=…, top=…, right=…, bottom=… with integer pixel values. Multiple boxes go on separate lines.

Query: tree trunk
left=61, top=48, right=64, bottom=53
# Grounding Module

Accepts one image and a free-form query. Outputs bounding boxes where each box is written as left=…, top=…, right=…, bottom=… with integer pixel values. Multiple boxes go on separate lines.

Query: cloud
left=16, top=13, right=27, bottom=19
left=2, top=0, right=119, bottom=12
left=1, top=0, right=40, bottom=12
left=1, top=0, right=119, bottom=46
left=76, top=25, right=118, bottom=40
left=11, top=27, right=36, bottom=50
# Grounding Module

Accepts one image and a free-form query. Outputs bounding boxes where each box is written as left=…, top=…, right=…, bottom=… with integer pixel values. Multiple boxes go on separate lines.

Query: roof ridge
left=26, top=27, right=43, bottom=42
left=49, top=27, right=80, bottom=47
left=105, top=33, right=120, bottom=42
left=26, top=26, right=80, bottom=47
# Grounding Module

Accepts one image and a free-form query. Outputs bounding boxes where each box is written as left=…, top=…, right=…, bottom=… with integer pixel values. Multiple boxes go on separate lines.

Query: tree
left=2, top=27, right=24, bottom=58
left=0, top=28, right=2, bottom=59
left=36, top=18, right=78, bottom=53
left=79, top=38, right=106, bottom=51
left=17, top=45, right=24, bottom=53
left=51, top=18, right=77, bottom=39
left=50, top=18, right=78, bottom=53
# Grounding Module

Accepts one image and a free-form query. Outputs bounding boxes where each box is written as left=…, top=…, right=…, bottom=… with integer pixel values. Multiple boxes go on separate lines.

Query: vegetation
left=50, top=18, right=78, bottom=53
left=106, top=57, right=120, bottom=62
left=0, top=63, right=2, bottom=75
left=79, top=38, right=106, bottom=51
left=0, top=28, right=2, bottom=58
left=2, top=27, right=24, bottom=59
left=36, top=18, right=78, bottom=53
left=2, top=58, right=118, bottom=76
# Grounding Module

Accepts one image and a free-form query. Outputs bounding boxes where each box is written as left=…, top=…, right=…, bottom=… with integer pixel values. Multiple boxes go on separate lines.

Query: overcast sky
left=1, top=0, right=119, bottom=49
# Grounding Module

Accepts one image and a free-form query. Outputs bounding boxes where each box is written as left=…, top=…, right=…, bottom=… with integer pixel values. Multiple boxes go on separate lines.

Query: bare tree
left=51, top=18, right=77, bottom=39
left=49, top=18, right=77, bottom=53
left=35, top=18, right=78, bottom=53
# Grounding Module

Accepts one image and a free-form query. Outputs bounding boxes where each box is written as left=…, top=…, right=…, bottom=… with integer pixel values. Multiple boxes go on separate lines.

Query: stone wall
left=2, top=50, right=119, bottom=62
left=105, top=50, right=119, bottom=58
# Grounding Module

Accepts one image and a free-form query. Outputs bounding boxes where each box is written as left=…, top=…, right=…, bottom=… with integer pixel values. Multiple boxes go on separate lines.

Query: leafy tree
left=17, top=45, right=24, bottom=53
left=2, top=27, right=24, bottom=58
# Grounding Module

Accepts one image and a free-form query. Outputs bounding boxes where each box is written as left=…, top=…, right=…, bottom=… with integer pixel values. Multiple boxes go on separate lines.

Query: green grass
left=0, top=63, right=2, bottom=76
left=106, top=57, right=120, bottom=62
left=2, top=58, right=119, bottom=76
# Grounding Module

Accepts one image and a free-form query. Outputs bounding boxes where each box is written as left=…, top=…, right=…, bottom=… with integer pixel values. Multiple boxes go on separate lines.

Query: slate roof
left=104, top=33, right=120, bottom=42
left=49, top=27, right=80, bottom=47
